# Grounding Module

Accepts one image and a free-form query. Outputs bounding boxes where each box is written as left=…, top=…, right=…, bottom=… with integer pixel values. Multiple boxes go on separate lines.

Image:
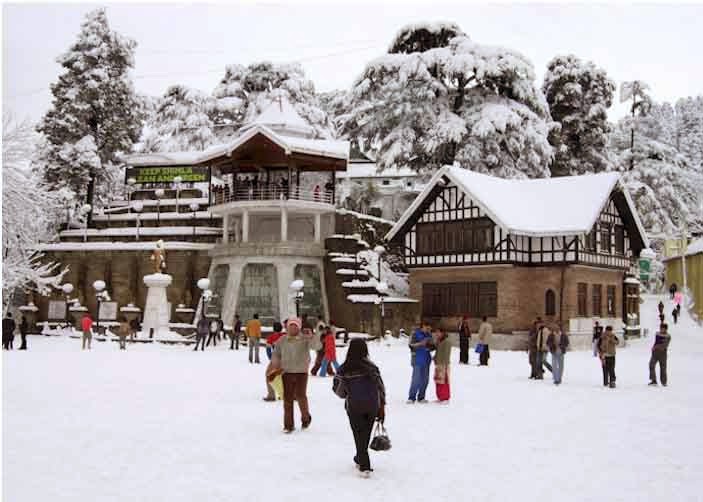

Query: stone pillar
left=242, top=210, right=249, bottom=243
left=281, top=207, right=288, bottom=242
left=314, top=213, right=321, bottom=243
left=223, top=213, right=229, bottom=244
left=143, top=273, right=173, bottom=339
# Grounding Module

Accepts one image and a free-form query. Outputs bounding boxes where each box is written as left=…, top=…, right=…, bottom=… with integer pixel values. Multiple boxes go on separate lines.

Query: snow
left=335, top=162, right=417, bottom=180
left=5, top=294, right=700, bottom=501
left=59, top=226, right=221, bottom=237
left=36, top=242, right=215, bottom=251
left=246, top=94, right=316, bottom=137
left=346, top=294, right=418, bottom=304
left=331, top=257, right=358, bottom=264
left=335, top=208, right=396, bottom=226
left=387, top=165, right=650, bottom=241
left=93, top=211, right=219, bottom=222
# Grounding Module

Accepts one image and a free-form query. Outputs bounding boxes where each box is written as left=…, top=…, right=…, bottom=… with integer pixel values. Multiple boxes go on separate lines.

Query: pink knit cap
left=287, top=317, right=302, bottom=330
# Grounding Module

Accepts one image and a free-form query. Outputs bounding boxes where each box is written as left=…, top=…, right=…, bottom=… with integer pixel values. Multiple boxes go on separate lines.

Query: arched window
left=545, top=289, right=556, bottom=316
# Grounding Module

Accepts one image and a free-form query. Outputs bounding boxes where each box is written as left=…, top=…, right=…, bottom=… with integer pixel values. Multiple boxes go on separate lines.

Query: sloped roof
left=123, top=125, right=349, bottom=167
left=243, top=96, right=316, bottom=137
left=386, top=165, right=649, bottom=246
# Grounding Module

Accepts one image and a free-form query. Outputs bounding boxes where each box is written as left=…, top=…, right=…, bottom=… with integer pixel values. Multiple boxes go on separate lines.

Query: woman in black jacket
left=332, top=339, right=386, bottom=475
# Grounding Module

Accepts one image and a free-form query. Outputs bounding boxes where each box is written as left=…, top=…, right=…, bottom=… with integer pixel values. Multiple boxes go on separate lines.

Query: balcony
left=212, top=186, right=334, bottom=207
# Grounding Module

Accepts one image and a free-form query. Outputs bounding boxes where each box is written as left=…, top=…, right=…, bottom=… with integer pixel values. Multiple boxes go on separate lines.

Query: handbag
left=475, top=343, right=484, bottom=354
left=369, top=421, right=392, bottom=451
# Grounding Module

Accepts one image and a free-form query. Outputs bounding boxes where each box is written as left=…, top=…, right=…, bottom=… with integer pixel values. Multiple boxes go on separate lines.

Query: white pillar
left=233, top=219, right=240, bottom=243
left=222, top=213, right=229, bottom=244
left=281, top=207, right=288, bottom=242
left=314, top=213, right=321, bottom=243
left=242, top=210, right=249, bottom=243
left=277, top=261, right=296, bottom=320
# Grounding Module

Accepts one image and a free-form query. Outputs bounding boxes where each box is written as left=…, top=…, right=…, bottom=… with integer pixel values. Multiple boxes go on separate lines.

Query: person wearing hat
left=270, top=317, right=322, bottom=432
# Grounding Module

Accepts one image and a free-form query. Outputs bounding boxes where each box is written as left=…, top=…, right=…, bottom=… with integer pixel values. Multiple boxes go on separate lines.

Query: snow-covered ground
left=3, top=295, right=702, bottom=501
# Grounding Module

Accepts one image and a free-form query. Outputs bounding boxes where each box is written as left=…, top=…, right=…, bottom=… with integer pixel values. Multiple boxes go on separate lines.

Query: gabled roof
left=123, top=125, right=349, bottom=167
left=242, top=95, right=316, bottom=138
left=386, top=165, right=649, bottom=248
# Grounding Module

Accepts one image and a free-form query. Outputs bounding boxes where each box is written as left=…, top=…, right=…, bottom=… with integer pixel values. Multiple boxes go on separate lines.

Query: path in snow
left=3, top=295, right=702, bottom=502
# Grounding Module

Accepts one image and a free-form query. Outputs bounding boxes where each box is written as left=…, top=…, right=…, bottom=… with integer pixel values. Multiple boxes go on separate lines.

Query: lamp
left=133, top=201, right=144, bottom=241
left=376, top=280, right=388, bottom=339
left=82, top=204, right=92, bottom=243
left=173, top=176, right=183, bottom=214
left=290, top=279, right=304, bottom=317
left=189, top=202, right=199, bottom=239
left=155, top=188, right=165, bottom=226
left=197, top=278, right=211, bottom=319
left=127, top=177, right=136, bottom=214
left=61, top=283, right=74, bottom=329
left=93, top=280, right=107, bottom=336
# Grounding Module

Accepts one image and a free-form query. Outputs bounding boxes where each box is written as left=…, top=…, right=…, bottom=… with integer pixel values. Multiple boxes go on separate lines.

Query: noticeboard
left=48, top=300, right=67, bottom=320
left=125, top=166, right=210, bottom=185
left=99, top=302, right=118, bottom=321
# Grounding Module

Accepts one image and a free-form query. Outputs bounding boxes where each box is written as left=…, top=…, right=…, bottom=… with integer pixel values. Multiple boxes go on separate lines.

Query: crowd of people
left=212, top=174, right=335, bottom=204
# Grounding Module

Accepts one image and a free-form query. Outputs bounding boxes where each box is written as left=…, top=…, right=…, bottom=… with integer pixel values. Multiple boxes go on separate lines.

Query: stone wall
left=37, top=250, right=211, bottom=322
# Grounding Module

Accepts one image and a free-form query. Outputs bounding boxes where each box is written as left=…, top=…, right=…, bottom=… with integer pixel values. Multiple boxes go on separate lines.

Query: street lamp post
left=133, top=201, right=144, bottom=241
left=197, top=278, right=211, bottom=320
left=126, top=177, right=136, bottom=214
left=372, top=245, right=387, bottom=338
left=93, top=280, right=106, bottom=336
left=155, top=188, right=165, bottom=226
left=82, top=204, right=92, bottom=243
left=173, top=176, right=183, bottom=214
left=189, top=202, right=199, bottom=239
left=290, top=279, right=304, bottom=318
left=61, top=283, right=74, bottom=331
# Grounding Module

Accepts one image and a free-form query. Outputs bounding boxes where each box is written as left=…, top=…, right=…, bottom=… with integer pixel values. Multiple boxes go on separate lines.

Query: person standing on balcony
left=252, top=175, right=259, bottom=198
left=313, top=184, right=321, bottom=202
left=246, top=313, right=262, bottom=364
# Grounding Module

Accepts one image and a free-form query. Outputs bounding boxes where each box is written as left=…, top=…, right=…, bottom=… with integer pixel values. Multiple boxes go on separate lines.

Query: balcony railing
left=212, top=187, right=334, bottom=205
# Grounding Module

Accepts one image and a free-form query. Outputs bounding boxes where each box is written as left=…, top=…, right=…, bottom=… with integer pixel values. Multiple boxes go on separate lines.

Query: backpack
left=344, top=371, right=380, bottom=415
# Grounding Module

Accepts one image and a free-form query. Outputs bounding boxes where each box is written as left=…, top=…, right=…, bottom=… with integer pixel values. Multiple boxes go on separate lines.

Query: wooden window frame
left=606, top=285, right=616, bottom=316
left=577, top=283, right=587, bottom=317
left=614, top=225, right=625, bottom=255
left=416, top=218, right=494, bottom=256
left=545, top=289, right=556, bottom=316
left=592, top=284, right=603, bottom=317
left=422, top=281, right=497, bottom=318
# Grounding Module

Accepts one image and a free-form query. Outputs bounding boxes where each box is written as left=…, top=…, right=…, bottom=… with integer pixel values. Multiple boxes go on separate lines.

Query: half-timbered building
left=386, top=165, right=649, bottom=341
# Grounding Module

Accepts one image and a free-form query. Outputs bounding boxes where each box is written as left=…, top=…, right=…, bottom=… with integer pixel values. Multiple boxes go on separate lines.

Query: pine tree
left=542, top=55, right=615, bottom=176
left=141, top=85, right=217, bottom=152
left=211, top=62, right=332, bottom=139
left=36, top=9, right=142, bottom=223
left=675, top=96, right=703, bottom=169
left=341, top=22, right=553, bottom=178
left=620, top=80, right=653, bottom=171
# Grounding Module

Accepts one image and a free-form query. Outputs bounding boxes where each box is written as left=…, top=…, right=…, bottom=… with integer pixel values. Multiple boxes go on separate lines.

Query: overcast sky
left=3, top=2, right=703, bottom=124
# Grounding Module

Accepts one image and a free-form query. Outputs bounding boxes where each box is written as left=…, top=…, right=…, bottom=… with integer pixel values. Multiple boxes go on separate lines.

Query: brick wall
left=409, top=264, right=626, bottom=334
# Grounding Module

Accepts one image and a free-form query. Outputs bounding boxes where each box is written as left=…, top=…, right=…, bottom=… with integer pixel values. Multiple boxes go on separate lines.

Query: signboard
left=125, top=166, right=210, bottom=185
left=48, top=300, right=67, bottom=320
left=98, top=302, right=118, bottom=321
left=639, top=259, right=651, bottom=281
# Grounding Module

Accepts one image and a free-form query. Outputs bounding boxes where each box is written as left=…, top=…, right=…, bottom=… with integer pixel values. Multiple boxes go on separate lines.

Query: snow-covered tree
left=341, top=22, right=553, bottom=178
left=36, top=8, right=142, bottom=222
left=620, top=80, right=653, bottom=171
left=211, top=62, right=333, bottom=139
left=675, top=96, right=703, bottom=168
left=140, top=85, right=217, bottom=152
left=542, top=55, right=615, bottom=176
left=317, top=89, right=349, bottom=138
left=3, top=114, right=67, bottom=311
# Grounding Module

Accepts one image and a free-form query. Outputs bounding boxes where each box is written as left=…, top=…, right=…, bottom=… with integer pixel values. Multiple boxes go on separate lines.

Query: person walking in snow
left=117, top=316, right=129, bottom=350
left=535, top=322, right=550, bottom=377
left=477, top=316, right=493, bottom=366
left=310, top=324, right=334, bottom=376
left=263, top=321, right=285, bottom=402
left=19, top=315, right=28, bottom=350
left=649, top=323, right=671, bottom=387
left=194, top=316, right=208, bottom=351
left=206, top=317, right=220, bottom=347
left=407, top=322, right=434, bottom=403
left=672, top=307, right=679, bottom=324
left=333, top=338, right=386, bottom=476
left=246, top=313, right=262, bottom=363
left=599, top=326, right=619, bottom=388
left=319, top=326, right=340, bottom=376
left=458, top=315, right=471, bottom=364
left=129, top=318, right=140, bottom=342
left=81, top=313, right=93, bottom=350
left=592, top=321, right=603, bottom=357
left=669, top=283, right=677, bottom=300
left=547, top=324, right=569, bottom=385
left=433, top=328, right=452, bottom=402
left=3, top=312, right=16, bottom=350
left=270, top=317, right=321, bottom=432
left=231, top=314, right=242, bottom=350
left=528, top=318, right=541, bottom=378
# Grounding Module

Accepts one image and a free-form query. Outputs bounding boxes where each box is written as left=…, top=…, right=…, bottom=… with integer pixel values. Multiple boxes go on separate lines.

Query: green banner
left=125, top=166, right=210, bottom=184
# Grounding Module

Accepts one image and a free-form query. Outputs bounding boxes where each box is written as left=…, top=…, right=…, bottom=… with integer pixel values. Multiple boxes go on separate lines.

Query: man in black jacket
left=3, top=313, right=16, bottom=350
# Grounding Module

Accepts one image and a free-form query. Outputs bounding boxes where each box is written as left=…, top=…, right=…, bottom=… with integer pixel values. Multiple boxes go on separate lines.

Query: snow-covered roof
left=386, top=165, right=650, bottom=243
left=242, top=95, right=316, bottom=138
left=59, top=226, right=221, bottom=238
left=336, top=162, right=418, bottom=179
left=36, top=241, right=215, bottom=252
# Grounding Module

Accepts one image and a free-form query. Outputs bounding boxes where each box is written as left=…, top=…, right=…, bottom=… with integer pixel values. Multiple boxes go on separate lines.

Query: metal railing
left=212, top=187, right=334, bottom=205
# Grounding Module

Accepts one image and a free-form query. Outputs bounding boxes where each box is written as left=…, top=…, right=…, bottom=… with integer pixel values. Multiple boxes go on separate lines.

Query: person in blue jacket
left=407, top=322, right=435, bottom=403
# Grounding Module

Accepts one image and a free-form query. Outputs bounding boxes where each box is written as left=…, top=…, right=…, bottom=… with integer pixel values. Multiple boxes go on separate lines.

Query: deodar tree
left=342, top=22, right=553, bottom=178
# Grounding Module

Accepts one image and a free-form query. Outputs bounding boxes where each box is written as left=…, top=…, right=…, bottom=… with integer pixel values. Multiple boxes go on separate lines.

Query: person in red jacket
left=81, top=314, right=93, bottom=350
left=318, top=328, right=340, bottom=376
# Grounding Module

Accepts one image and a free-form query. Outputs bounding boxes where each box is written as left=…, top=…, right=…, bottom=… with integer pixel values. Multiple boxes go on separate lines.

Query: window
left=607, top=285, right=616, bottom=316
left=545, top=289, right=556, bottom=316
left=600, top=224, right=611, bottom=253
left=422, top=281, right=497, bottom=318
left=416, top=218, right=494, bottom=256
left=585, top=228, right=597, bottom=252
left=382, top=179, right=390, bottom=186
left=614, top=225, right=625, bottom=254
left=592, top=284, right=602, bottom=317
left=577, top=283, right=587, bottom=316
